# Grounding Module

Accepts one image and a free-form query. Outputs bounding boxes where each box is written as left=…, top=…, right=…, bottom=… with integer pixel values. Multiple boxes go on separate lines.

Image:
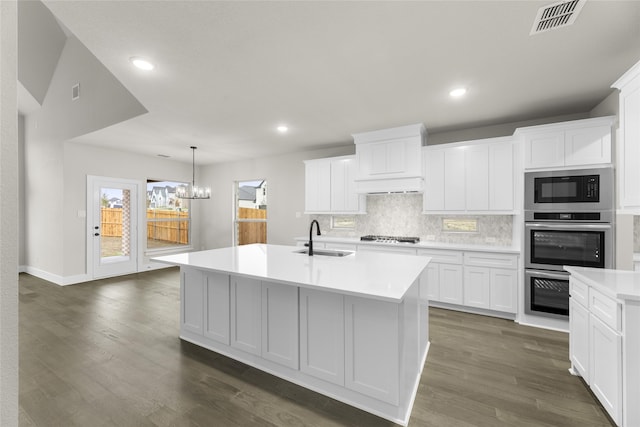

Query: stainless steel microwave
left=524, top=167, right=613, bottom=212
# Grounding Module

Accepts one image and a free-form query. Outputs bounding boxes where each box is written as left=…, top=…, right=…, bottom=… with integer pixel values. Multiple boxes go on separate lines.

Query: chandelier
left=176, top=146, right=211, bottom=199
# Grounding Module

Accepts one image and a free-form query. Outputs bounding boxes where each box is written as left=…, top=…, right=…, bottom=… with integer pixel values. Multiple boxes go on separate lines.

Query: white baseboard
left=23, top=266, right=65, bottom=286
left=22, top=263, right=173, bottom=286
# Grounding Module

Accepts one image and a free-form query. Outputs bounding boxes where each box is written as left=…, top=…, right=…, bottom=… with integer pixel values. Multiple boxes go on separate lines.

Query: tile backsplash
left=311, top=193, right=513, bottom=246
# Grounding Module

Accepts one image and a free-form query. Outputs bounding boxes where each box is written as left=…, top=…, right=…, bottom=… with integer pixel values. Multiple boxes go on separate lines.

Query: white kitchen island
left=153, top=243, right=430, bottom=425
left=565, top=266, right=640, bottom=427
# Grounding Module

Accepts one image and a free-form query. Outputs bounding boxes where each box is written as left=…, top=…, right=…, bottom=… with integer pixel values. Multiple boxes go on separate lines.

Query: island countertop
left=153, top=243, right=430, bottom=303
left=564, top=266, right=640, bottom=301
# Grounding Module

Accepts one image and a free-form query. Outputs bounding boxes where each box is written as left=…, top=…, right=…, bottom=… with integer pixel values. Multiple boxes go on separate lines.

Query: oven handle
left=525, top=269, right=570, bottom=280
left=525, top=222, right=612, bottom=231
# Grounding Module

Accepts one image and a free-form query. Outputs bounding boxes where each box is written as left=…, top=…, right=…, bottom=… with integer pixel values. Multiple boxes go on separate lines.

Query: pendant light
left=176, top=146, right=211, bottom=199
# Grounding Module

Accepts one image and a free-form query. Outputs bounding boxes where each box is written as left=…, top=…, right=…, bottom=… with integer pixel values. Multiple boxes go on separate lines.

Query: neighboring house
left=238, top=181, right=267, bottom=209
left=108, top=198, right=122, bottom=208
left=148, top=186, right=177, bottom=209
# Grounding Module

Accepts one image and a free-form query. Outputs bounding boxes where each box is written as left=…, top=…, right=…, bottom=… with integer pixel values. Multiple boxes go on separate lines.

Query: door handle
left=94, top=233, right=100, bottom=236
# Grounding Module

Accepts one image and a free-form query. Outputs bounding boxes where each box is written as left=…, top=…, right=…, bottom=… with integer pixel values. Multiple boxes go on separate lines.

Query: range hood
left=352, top=123, right=426, bottom=194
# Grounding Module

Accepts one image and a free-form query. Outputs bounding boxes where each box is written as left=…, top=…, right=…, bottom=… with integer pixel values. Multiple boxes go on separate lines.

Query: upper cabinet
left=304, top=155, right=366, bottom=214
left=612, top=59, right=640, bottom=212
left=517, top=116, right=615, bottom=170
left=352, top=123, right=426, bottom=193
left=423, top=136, right=516, bottom=214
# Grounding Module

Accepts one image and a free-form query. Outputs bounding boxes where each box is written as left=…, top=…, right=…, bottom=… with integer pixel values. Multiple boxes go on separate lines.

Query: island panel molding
left=154, top=244, right=431, bottom=425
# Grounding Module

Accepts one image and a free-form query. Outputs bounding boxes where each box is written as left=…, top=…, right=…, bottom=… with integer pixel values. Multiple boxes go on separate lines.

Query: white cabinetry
left=613, top=59, right=640, bottom=211
left=261, top=282, right=299, bottom=369
left=417, top=249, right=463, bottom=306
left=299, top=288, right=345, bottom=385
left=230, top=276, right=262, bottom=356
left=204, top=272, right=230, bottom=345
left=423, top=137, right=516, bottom=213
left=418, top=249, right=518, bottom=315
left=304, top=156, right=365, bottom=214
left=353, top=123, right=426, bottom=193
left=304, top=159, right=331, bottom=212
left=345, top=296, right=400, bottom=405
left=181, top=268, right=205, bottom=335
left=569, top=276, right=622, bottom=425
left=518, top=116, right=614, bottom=170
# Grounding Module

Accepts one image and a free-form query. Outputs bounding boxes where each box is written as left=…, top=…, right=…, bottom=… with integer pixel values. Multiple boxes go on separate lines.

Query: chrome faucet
left=308, top=220, right=321, bottom=256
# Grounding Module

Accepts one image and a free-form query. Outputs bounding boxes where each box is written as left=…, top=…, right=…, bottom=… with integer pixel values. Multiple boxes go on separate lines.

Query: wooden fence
left=147, top=209, right=190, bottom=245
left=101, top=208, right=123, bottom=237
left=102, top=207, right=264, bottom=246
left=237, top=207, right=266, bottom=245
left=101, top=207, right=190, bottom=245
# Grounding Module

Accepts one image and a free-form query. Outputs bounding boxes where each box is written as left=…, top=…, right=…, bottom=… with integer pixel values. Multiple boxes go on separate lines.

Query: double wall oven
left=524, top=167, right=614, bottom=319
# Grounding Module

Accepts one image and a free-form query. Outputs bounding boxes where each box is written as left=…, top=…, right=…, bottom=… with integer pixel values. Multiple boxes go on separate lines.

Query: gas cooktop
left=360, top=235, right=420, bottom=244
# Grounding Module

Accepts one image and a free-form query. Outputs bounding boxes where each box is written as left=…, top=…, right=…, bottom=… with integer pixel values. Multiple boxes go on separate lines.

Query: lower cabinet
left=417, top=249, right=518, bottom=315
left=569, top=276, right=623, bottom=425
left=590, top=314, right=622, bottom=423
left=230, top=276, right=262, bottom=355
left=438, top=264, right=464, bottom=305
left=569, top=298, right=590, bottom=380
left=344, top=295, right=400, bottom=405
left=463, top=266, right=491, bottom=309
left=181, top=268, right=205, bottom=335
left=300, top=288, right=345, bottom=385
left=261, top=282, right=299, bottom=369
left=204, top=271, right=230, bottom=345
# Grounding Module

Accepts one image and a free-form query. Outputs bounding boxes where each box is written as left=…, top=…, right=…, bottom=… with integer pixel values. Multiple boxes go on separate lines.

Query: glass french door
left=88, top=176, right=139, bottom=279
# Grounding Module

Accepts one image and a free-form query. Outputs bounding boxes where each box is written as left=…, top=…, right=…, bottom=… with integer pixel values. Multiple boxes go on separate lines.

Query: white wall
left=1, top=1, right=19, bottom=425
left=21, top=28, right=168, bottom=281
left=199, top=145, right=354, bottom=249
left=17, top=0, right=66, bottom=105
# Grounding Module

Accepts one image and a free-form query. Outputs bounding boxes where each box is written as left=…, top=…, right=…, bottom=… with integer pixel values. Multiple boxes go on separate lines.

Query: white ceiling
left=41, top=0, right=640, bottom=165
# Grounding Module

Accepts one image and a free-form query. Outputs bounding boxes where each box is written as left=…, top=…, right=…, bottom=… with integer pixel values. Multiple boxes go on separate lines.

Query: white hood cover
left=352, top=123, right=426, bottom=194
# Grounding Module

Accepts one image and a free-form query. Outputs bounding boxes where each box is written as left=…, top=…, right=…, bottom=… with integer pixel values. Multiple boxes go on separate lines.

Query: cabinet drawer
left=570, top=277, right=589, bottom=308
left=589, top=287, right=621, bottom=331
left=463, top=252, right=518, bottom=269
left=417, top=249, right=462, bottom=264
left=358, top=245, right=416, bottom=255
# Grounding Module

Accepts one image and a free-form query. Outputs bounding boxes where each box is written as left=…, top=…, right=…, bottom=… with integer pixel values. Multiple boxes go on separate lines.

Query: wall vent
left=71, top=83, right=80, bottom=100
left=530, top=0, right=586, bottom=35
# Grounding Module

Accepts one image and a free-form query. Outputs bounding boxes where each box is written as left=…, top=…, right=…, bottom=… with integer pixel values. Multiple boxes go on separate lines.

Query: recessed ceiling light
left=277, top=125, right=288, bottom=133
left=449, top=87, right=467, bottom=97
left=130, top=57, right=155, bottom=71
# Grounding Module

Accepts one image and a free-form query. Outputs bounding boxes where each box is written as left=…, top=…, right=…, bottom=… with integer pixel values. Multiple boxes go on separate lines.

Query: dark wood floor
left=18, top=269, right=614, bottom=427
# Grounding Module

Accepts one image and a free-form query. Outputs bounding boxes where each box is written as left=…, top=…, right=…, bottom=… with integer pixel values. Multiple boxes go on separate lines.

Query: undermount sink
left=294, top=249, right=354, bottom=257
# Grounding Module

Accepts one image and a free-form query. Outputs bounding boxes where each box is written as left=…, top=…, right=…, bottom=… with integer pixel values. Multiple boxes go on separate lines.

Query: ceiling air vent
left=530, top=0, right=586, bottom=35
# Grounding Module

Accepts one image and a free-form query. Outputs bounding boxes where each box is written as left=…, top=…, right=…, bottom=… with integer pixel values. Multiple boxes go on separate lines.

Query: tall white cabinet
left=612, top=59, right=640, bottom=211
left=423, top=136, right=516, bottom=213
left=304, top=155, right=366, bottom=214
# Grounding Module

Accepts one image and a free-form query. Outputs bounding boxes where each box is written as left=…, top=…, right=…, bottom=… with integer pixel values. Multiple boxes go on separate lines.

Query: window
left=332, top=216, right=356, bottom=229
left=235, top=180, right=267, bottom=245
left=442, top=218, right=478, bottom=233
left=146, top=180, right=191, bottom=251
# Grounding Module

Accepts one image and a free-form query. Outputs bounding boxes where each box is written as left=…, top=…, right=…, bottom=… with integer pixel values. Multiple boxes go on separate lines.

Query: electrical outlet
left=485, top=237, right=497, bottom=243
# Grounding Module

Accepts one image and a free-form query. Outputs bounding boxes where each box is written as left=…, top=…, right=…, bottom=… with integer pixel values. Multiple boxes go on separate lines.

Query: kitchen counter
left=294, top=236, right=520, bottom=254
left=153, top=243, right=430, bottom=303
left=564, top=266, right=640, bottom=301
left=152, top=244, right=430, bottom=425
